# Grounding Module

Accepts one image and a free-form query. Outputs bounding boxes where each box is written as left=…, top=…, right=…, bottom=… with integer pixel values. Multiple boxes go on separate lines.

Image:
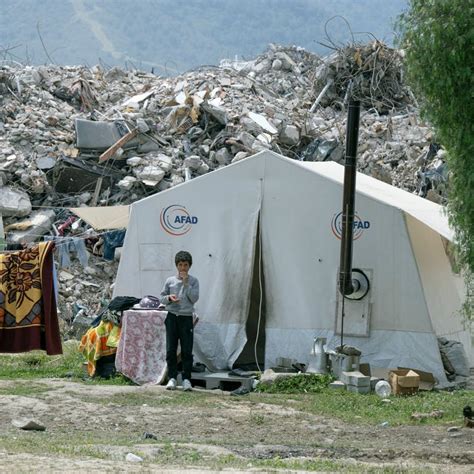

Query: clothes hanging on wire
left=52, top=260, right=59, bottom=304
left=102, top=230, right=126, bottom=261
left=0, top=241, right=62, bottom=355
left=45, top=236, right=89, bottom=268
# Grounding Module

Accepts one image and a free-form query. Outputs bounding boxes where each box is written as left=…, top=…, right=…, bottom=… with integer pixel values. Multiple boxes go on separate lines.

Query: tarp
left=69, top=205, right=129, bottom=230
left=114, top=151, right=470, bottom=381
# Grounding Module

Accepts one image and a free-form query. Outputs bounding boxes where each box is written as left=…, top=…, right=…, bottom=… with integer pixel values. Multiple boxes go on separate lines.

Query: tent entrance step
left=188, top=371, right=255, bottom=391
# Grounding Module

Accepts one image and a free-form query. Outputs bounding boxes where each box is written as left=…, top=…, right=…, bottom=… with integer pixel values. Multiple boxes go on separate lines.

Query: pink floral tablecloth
left=115, top=309, right=168, bottom=385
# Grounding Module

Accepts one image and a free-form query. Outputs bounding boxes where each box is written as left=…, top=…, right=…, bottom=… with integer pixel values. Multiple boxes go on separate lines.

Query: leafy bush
left=256, top=373, right=334, bottom=393
left=397, top=0, right=474, bottom=275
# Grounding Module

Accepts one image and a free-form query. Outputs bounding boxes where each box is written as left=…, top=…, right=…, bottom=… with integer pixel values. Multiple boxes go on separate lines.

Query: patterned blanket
left=79, top=321, right=121, bottom=376
left=0, top=241, right=62, bottom=354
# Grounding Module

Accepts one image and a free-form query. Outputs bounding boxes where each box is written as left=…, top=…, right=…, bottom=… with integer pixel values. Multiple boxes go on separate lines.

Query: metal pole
left=338, top=99, right=361, bottom=296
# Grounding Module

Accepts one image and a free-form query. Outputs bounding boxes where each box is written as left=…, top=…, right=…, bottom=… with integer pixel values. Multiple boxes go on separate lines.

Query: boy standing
left=160, top=251, right=199, bottom=391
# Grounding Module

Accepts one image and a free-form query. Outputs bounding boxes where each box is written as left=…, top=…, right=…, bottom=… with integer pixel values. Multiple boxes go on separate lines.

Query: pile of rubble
left=0, top=42, right=449, bottom=329
left=313, top=41, right=413, bottom=113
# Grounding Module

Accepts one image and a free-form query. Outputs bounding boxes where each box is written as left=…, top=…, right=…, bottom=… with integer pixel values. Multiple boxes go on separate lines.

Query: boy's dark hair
left=175, top=250, right=192, bottom=266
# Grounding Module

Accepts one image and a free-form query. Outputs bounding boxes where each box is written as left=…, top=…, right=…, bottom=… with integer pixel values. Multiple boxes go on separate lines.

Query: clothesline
left=10, top=203, right=128, bottom=211
left=2, top=231, right=125, bottom=270
left=3, top=228, right=120, bottom=243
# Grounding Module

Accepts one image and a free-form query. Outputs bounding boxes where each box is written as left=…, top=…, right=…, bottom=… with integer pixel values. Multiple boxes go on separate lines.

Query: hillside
left=2, top=0, right=407, bottom=73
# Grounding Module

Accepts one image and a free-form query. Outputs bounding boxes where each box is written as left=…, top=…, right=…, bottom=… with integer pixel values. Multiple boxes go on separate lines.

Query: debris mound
left=314, top=41, right=413, bottom=113
left=0, top=43, right=448, bottom=332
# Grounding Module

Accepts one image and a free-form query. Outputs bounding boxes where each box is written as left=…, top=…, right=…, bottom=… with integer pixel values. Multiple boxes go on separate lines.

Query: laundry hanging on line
left=45, top=235, right=89, bottom=268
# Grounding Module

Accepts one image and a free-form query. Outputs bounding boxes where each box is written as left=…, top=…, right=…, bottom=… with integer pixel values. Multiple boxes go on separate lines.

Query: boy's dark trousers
left=165, top=312, right=194, bottom=381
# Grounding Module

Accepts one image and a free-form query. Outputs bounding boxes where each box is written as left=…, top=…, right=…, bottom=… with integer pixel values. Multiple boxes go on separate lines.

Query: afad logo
left=331, top=212, right=370, bottom=240
left=160, top=205, right=198, bottom=236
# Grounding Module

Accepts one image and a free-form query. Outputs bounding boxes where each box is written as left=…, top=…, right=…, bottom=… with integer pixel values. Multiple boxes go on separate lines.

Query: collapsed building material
left=0, top=186, right=32, bottom=216
left=6, top=209, right=56, bottom=244
left=51, top=156, right=122, bottom=194
left=0, top=43, right=445, bottom=210
left=99, top=128, right=139, bottom=163
left=0, top=42, right=454, bottom=340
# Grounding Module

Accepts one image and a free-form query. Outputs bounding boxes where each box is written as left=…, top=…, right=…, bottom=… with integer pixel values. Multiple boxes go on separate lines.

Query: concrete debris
left=0, top=186, right=32, bottom=216
left=0, top=42, right=448, bottom=336
left=411, top=410, right=444, bottom=421
left=7, top=209, right=55, bottom=244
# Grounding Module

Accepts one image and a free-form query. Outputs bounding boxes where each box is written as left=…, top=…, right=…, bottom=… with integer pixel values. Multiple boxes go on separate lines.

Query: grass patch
left=0, top=427, right=442, bottom=472
left=0, top=382, right=51, bottom=397
left=252, top=457, right=384, bottom=472
left=250, top=388, right=470, bottom=426
left=0, top=431, right=134, bottom=460
left=0, top=341, right=84, bottom=379
left=0, top=341, right=132, bottom=385
left=150, top=443, right=204, bottom=463
left=82, top=373, right=135, bottom=386
left=83, top=390, right=211, bottom=408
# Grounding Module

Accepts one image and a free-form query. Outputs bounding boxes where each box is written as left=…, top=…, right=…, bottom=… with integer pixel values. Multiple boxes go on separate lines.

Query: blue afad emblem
left=160, top=205, right=198, bottom=236
left=331, top=212, right=370, bottom=240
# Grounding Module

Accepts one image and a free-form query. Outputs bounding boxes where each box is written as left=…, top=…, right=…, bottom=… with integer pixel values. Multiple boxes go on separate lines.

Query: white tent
left=114, top=151, right=471, bottom=382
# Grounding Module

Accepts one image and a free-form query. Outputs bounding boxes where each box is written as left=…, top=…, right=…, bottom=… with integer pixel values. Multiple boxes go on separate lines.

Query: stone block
left=329, top=381, right=346, bottom=390
left=215, top=148, right=232, bottom=165
left=0, top=186, right=32, bottom=217
left=279, top=125, right=300, bottom=145
left=346, top=384, right=371, bottom=394
left=341, top=371, right=370, bottom=388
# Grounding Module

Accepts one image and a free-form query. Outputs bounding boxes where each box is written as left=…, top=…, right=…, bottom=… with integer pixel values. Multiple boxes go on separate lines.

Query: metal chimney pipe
left=338, top=99, right=361, bottom=296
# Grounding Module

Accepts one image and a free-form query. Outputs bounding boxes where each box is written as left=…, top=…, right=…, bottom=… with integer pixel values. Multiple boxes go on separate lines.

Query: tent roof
left=295, top=159, right=453, bottom=241
left=131, top=151, right=453, bottom=241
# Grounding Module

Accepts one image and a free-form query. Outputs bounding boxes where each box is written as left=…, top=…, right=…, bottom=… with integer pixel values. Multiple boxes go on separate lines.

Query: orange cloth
left=79, top=321, right=121, bottom=376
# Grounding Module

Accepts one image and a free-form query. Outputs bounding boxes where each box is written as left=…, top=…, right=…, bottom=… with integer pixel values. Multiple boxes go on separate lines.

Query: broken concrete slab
left=133, top=166, right=165, bottom=185
left=215, top=148, right=232, bottom=165
left=0, top=186, right=32, bottom=217
left=279, top=124, right=300, bottom=146
left=6, top=209, right=55, bottom=244
left=183, top=155, right=202, bottom=170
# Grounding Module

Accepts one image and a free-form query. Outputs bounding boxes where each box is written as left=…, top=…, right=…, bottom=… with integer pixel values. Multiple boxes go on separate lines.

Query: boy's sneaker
left=166, top=378, right=177, bottom=390
left=182, top=379, right=193, bottom=391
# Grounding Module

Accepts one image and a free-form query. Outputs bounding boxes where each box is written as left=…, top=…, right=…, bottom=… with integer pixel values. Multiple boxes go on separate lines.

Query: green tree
left=397, top=0, right=474, bottom=313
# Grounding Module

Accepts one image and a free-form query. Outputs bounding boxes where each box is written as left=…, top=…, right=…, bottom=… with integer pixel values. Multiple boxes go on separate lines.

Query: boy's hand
left=179, top=272, right=189, bottom=285
left=169, top=294, right=179, bottom=303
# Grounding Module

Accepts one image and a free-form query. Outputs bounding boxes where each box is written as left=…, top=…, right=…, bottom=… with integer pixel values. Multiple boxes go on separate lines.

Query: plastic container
left=375, top=380, right=391, bottom=398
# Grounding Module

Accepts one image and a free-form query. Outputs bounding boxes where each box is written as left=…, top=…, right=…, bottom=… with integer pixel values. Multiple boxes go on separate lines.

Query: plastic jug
left=375, top=380, right=392, bottom=398
left=306, top=337, right=328, bottom=374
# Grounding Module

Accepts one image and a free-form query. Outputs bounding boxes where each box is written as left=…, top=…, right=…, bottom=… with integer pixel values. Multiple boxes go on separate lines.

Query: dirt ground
left=0, top=379, right=473, bottom=473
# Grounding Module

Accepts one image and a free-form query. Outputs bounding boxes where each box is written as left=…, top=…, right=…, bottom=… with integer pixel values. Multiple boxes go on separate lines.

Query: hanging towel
left=0, top=241, right=62, bottom=355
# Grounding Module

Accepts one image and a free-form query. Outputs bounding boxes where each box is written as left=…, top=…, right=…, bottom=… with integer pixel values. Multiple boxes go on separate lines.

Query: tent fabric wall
left=114, top=156, right=265, bottom=370
left=406, top=214, right=472, bottom=364
left=113, top=151, right=470, bottom=380
left=261, top=156, right=433, bottom=332
left=266, top=328, right=445, bottom=378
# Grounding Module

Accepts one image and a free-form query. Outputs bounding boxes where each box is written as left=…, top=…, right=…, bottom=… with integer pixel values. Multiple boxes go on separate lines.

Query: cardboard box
left=398, top=367, right=436, bottom=391
left=389, top=369, right=420, bottom=395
